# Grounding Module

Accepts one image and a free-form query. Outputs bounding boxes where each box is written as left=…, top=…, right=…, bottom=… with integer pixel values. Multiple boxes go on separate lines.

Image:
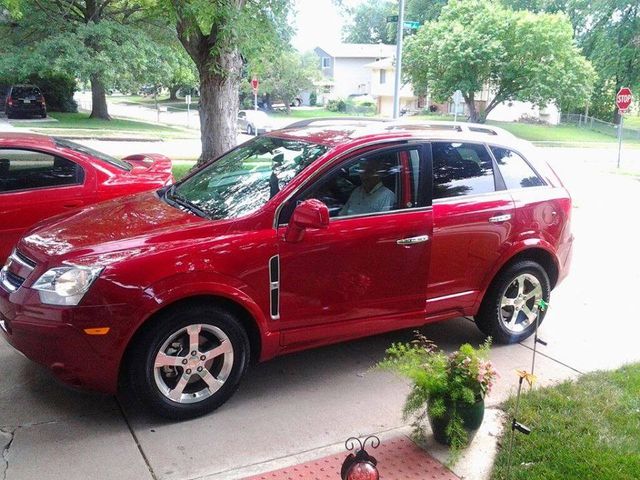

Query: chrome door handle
left=489, top=214, right=512, bottom=223
left=397, top=235, right=430, bottom=245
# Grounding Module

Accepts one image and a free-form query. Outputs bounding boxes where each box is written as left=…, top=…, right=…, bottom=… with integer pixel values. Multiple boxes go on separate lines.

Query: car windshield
left=174, top=136, right=328, bottom=220
left=54, top=138, right=132, bottom=171
left=246, top=111, right=268, bottom=120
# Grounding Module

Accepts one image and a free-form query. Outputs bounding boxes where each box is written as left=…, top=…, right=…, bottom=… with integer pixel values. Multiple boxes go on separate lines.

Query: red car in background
left=0, top=132, right=174, bottom=262
left=0, top=120, right=573, bottom=420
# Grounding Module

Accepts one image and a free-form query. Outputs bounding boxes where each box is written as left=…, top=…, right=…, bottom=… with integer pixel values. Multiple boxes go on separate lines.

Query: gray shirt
left=340, top=182, right=395, bottom=216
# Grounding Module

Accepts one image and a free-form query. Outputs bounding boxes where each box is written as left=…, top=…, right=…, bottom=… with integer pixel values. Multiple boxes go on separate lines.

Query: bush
left=429, top=104, right=439, bottom=112
left=326, top=99, right=346, bottom=112
left=309, top=91, right=317, bottom=107
left=26, top=73, right=77, bottom=112
left=345, top=98, right=376, bottom=116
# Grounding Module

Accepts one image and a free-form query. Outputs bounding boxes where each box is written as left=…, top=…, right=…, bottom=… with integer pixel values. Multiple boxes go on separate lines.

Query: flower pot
left=428, top=397, right=485, bottom=446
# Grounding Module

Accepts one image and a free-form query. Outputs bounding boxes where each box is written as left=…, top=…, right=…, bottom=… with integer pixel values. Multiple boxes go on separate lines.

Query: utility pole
left=393, top=0, right=405, bottom=119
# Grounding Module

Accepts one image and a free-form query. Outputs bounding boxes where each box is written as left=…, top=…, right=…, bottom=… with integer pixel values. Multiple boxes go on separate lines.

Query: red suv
left=0, top=120, right=573, bottom=419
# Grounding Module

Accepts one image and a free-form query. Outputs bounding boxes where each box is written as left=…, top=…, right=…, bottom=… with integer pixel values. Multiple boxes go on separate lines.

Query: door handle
left=489, top=214, right=512, bottom=223
left=397, top=235, right=430, bottom=245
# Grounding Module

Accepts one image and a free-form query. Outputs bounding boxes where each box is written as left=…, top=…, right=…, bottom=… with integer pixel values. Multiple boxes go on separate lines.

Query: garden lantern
left=340, top=436, right=380, bottom=480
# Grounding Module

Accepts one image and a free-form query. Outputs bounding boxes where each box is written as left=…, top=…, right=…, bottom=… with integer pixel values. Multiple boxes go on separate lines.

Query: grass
left=624, top=115, right=640, bottom=129
left=12, top=112, right=197, bottom=139
left=491, top=364, right=640, bottom=480
left=172, top=161, right=196, bottom=180
left=110, top=95, right=198, bottom=112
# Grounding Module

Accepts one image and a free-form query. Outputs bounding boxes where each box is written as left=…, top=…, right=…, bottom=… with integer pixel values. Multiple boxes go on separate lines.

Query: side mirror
left=285, top=199, right=330, bottom=242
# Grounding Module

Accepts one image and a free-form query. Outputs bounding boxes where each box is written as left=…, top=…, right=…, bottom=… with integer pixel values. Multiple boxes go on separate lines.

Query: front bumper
left=0, top=286, right=127, bottom=393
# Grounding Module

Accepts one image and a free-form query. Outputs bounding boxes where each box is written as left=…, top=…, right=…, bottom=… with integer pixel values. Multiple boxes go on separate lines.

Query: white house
left=314, top=43, right=397, bottom=102
left=364, top=57, right=420, bottom=117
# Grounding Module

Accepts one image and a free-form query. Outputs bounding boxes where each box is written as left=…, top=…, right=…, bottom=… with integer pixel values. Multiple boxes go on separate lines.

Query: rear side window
left=0, top=150, right=84, bottom=193
left=432, top=142, right=495, bottom=199
left=491, top=147, right=544, bottom=189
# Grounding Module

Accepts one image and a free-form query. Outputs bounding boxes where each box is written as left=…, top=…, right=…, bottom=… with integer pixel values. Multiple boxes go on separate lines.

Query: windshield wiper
left=165, top=185, right=210, bottom=219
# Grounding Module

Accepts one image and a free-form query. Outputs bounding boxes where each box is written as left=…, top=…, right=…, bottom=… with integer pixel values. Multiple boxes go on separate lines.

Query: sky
left=291, top=0, right=366, bottom=52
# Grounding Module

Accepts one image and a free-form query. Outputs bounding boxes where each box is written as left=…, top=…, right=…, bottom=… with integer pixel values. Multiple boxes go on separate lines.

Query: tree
left=404, top=0, right=595, bottom=122
left=257, top=50, right=319, bottom=114
left=342, top=0, right=395, bottom=44
left=1, top=0, right=162, bottom=120
left=164, top=0, right=292, bottom=164
left=504, top=0, right=639, bottom=122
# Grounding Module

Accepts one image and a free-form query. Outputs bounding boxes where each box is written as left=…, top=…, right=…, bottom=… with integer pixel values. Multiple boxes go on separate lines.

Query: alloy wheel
left=499, top=273, right=543, bottom=333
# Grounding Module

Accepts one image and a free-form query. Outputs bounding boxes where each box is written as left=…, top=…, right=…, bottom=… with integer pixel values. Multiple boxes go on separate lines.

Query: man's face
left=359, top=162, right=380, bottom=193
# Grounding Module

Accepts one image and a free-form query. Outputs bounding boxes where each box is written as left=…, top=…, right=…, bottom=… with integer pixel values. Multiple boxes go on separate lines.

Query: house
left=364, top=57, right=421, bottom=117
left=314, top=43, right=397, bottom=102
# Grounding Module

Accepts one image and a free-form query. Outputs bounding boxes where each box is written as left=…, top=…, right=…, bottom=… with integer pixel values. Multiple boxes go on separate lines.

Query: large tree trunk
left=169, top=85, right=179, bottom=101
left=464, top=92, right=480, bottom=122
left=89, top=74, right=111, bottom=120
left=197, top=50, right=242, bottom=165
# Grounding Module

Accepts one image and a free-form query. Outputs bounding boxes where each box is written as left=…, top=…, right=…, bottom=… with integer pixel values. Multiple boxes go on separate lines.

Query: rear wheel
left=127, top=303, right=250, bottom=420
left=475, top=261, right=550, bottom=344
left=246, top=124, right=254, bottom=135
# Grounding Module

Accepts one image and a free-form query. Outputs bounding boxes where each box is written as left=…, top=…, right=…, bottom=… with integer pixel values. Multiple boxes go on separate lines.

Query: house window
left=379, top=69, right=386, bottom=84
left=322, top=57, right=331, bottom=68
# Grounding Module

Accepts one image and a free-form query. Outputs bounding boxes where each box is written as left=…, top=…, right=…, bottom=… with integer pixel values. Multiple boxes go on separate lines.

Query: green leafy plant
left=379, top=332, right=497, bottom=461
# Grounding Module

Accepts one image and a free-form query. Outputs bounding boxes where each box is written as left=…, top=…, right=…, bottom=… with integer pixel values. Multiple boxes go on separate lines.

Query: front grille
left=0, top=249, right=36, bottom=292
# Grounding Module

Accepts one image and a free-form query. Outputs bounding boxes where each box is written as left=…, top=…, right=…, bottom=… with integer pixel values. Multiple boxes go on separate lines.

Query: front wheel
left=246, top=124, right=254, bottom=135
left=127, top=303, right=250, bottom=420
left=475, top=261, right=550, bottom=344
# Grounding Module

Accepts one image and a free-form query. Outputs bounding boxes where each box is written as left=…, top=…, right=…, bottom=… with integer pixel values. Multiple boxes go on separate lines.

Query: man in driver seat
left=340, top=158, right=395, bottom=216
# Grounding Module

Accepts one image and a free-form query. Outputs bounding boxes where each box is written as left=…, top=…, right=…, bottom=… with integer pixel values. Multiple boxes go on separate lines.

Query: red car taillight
left=7, top=96, right=13, bottom=106
left=39, top=96, right=46, bottom=105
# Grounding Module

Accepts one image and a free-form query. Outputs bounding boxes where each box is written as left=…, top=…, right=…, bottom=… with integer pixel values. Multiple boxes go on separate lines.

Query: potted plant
left=379, top=332, right=498, bottom=460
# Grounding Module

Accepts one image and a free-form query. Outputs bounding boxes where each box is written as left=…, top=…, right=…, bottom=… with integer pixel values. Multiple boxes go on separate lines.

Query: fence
left=561, top=113, right=640, bottom=141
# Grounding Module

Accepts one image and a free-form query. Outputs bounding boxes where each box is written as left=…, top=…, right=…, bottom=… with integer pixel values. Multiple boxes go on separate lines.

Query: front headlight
left=32, top=266, right=103, bottom=306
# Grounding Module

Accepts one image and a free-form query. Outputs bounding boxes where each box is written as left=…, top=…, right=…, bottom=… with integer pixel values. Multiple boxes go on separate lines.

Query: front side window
left=432, top=142, right=495, bottom=199
left=491, top=147, right=544, bottom=189
left=322, top=57, right=331, bottom=68
left=173, top=136, right=328, bottom=220
left=288, top=147, right=423, bottom=220
left=0, top=149, right=84, bottom=193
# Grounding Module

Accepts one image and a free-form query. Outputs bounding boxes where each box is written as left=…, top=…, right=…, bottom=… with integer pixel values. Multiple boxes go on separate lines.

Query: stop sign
left=251, top=76, right=259, bottom=92
left=616, top=87, right=632, bottom=112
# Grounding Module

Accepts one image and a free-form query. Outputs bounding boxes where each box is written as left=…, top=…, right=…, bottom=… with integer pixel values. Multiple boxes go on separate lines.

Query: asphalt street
left=1, top=117, right=640, bottom=479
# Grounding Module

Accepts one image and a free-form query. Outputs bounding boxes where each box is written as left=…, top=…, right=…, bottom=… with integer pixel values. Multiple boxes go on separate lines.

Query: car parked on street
left=0, top=120, right=573, bottom=420
left=4, top=85, right=47, bottom=119
left=237, top=109, right=273, bottom=135
left=0, top=133, right=174, bottom=262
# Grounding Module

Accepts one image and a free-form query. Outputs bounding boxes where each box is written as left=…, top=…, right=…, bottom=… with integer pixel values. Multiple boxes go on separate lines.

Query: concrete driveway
left=1, top=146, right=639, bottom=480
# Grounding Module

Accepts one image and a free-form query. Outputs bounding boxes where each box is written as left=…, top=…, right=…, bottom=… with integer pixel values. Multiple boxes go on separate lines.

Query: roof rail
left=282, top=117, right=390, bottom=130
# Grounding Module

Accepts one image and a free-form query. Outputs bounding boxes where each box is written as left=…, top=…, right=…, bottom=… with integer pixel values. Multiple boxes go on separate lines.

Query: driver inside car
left=339, top=158, right=395, bottom=216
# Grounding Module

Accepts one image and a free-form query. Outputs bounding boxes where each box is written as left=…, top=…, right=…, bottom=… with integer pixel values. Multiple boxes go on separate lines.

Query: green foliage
left=309, top=91, right=317, bottom=107
left=404, top=0, right=595, bottom=122
left=379, top=332, right=497, bottom=463
left=342, top=0, right=396, bottom=44
left=345, top=97, right=376, bottom=116
left=326, top=99, right=347, bottom=112
left=491, top=364, right=640, bottom=480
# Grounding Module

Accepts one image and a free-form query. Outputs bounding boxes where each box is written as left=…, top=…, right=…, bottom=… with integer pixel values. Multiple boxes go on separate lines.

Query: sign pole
left=393, top=0, right=405, bottom=119
left=617, top=113, right=623, bottom=169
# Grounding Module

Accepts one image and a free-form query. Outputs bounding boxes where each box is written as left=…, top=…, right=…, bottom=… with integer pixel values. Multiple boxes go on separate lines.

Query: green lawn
left=491, top=364, right=640, bottom=480
left=13, top=112, right=196, bottom=139
left=623, top=115, right=640, bottom=129
left=172, top=161, right=196, bottom=180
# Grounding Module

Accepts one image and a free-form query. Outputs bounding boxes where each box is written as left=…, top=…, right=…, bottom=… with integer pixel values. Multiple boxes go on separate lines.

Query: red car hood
left=19, top=191, right=209, bottom=264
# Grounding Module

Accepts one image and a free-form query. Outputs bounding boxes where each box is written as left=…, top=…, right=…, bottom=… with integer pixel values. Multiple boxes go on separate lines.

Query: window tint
left=11, top=86, right=41, bottom=97
left=432, top=142, right=495, bottom=199
left=491, top=147, right=544, bottom=189
left=287, top=147, right=423, bottom=221
left=0, top=150, right=83, bottom=193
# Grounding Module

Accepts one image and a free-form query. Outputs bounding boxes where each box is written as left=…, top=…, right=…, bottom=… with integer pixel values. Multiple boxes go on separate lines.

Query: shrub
left=309, top=91, right=317, bottom=106
left=326, top=99, right=346, bottom=112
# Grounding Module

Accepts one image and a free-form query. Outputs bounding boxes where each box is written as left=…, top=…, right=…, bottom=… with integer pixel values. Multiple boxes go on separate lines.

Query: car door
left=237, top=111, right=247, bottom=131
left=0, top=149, right=89, bottom=262
left=426, top=141, right=516, bottom=315
left=275, top=144, right=432, bottom=348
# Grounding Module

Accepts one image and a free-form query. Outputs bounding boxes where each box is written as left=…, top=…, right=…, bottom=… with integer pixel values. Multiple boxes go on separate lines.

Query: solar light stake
left=530, top=299, right=548, bottom=381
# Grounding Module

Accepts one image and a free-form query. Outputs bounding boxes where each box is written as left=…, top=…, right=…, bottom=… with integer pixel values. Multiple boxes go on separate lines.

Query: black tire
left=127, top=303, right=250, bottom=420
left=246, top=124, right=253, bottom=135
left=475, top=260, right=550, bottom=344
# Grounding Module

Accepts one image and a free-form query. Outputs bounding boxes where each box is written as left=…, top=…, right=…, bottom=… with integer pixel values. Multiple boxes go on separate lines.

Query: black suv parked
left=4, top=85, right=47, bottom=119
